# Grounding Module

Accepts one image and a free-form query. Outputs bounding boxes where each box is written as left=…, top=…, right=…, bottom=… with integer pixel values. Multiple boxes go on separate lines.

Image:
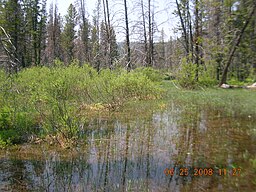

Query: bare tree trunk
left=151, top=4, right=155, bottom=66
left=124, top=0, right=131, bottom=71
left=105, top=0, right=113, bottom=69
left=195, top=0, right=200, bottom=80
left=148, top=0, right=153, bottom=67
left=141, top=0, right=148, bottom=66
left=188, top=1, right=193, bottom=61
left=219, top=3, right=256, bottom=86
left=102, top=0, right=112, bottom=69
left=13, top=0, right=19, bottom=60
left=252, top=7, right=256, bottom=76
left=215, top=0, right=222, bottom=81
left=175, top=0, right=189, bottom=56
left=0, top=26, right=20, bottom=73
left=79, top=0, right=89, bottom=62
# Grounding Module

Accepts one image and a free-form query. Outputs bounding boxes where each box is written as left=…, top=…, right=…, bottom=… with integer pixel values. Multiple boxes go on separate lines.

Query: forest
left=0, top=0, right=255, bottom=86
left=0, top=0, right=256, bottom=191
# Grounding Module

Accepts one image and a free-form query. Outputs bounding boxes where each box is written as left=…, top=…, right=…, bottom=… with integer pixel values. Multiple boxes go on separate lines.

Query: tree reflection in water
left=0, top=104, right=255, bottom=191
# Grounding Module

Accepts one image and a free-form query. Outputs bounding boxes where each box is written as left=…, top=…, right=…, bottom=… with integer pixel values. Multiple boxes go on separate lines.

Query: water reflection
left=0, top=104, right=255, bottom=191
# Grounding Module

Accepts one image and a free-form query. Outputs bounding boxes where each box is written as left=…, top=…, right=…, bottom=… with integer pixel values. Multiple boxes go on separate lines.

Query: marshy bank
left=0, top=66, right=163, bottom=147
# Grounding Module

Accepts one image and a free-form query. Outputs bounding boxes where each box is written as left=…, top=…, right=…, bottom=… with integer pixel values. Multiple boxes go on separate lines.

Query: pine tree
left=91, top=15, right=100, bottom=71
left=99, top=22, right=118, bottom=69
left=23, top=0, right=47, bottom=66
left=44, top=3, right=62, bottom=65
left=78, top=0, right=90, bottom=63
left=62, top=3, right=77, bottom=64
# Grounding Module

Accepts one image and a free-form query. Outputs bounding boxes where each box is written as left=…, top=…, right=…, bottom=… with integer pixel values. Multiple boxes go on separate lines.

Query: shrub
left=134, top=67, right=163, bottom=82
left=176, top=58, right=198, bottom=89
left=0, top=106, right=12, bottom=130
left=198, top=65, right=218, bottom=87
left=0, top=65, right=164, bottom=143
left=109, top=71, right=163, bottom=103
left=0, top=129, right=20, bottom=148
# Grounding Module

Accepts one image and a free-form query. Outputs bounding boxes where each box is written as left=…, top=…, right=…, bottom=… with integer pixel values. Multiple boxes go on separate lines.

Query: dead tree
left=124, top=0, right=131, bottom=71
left=0, top=26, right=21, bottom=73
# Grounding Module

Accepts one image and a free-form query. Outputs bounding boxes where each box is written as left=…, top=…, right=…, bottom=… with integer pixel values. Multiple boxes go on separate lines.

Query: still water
left=0, top=102, right=255, bottom=191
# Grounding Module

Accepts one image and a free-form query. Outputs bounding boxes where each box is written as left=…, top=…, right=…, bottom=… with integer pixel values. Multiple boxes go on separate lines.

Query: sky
left=47, top=0, right=178, bottom=41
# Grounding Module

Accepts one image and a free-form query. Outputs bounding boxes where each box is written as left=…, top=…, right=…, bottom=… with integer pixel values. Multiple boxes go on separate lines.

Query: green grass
left=161, top=80, right=256, bottom=117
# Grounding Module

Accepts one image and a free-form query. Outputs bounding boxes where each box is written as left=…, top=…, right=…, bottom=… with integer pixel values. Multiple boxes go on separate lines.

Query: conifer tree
left=62, top=3, right=77, bottom=64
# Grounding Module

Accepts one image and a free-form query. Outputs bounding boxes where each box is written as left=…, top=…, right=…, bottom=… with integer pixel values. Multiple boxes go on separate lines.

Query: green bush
left=0, top=106, right=12, bottom=130
left=198, top=65, right=218, bottom=87
left=176, top=58, right=219, bottom=88
left=0, top=106, right=37, bottom=145
left=176, top=59, right=198, bottom=89
left=109, top=71, right=163, bottom=103
left=0, top=65, right=164, bottom=143
left=228, top=77, right=254, bottom=86
left=134, top=67, right=163, bottom=82
left=0, top=129, right=20, bottom=148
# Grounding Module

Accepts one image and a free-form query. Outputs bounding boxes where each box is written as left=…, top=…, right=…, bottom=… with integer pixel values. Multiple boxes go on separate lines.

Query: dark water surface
left=0, top=102, right=255, bottom=191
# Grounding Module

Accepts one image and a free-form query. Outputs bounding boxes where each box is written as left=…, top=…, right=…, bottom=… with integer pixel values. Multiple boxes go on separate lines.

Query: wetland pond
left=0, top=101, right=255, bottom=192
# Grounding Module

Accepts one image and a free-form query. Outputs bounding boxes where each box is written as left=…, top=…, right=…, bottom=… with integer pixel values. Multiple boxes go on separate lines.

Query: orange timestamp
left=164, top=167, right=241, bottom=177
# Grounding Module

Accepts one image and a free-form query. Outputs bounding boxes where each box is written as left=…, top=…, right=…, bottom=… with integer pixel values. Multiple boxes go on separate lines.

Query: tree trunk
left=124, top=0, right=131, bottom=71
left=215, top=0, right=222, bottom=81
left=188, top=1, right=193, bottom=61
left=195, top=0, right=200, bottom=80
left=141, top=0, right=148, bottom=66
left=148, top=0, right=152, bottom=67
left=219, top=3, right=256, bottom=86
left=175, top=0, right=189, bottom=56
left=102, top=0, right=112, bottom=69
left=79, top=0, right=89, bottom=62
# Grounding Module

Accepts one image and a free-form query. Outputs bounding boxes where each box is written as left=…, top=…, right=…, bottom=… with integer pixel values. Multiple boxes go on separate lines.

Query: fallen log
left=220, top=84, right=244, bottom=89
left=246, top=83, right=256, bottom=89
left=220, top=83, right=256, bottom=89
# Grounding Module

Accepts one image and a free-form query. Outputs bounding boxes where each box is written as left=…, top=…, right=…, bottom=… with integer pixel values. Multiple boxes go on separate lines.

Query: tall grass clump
left=0, top=65, right=164, bottom=145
